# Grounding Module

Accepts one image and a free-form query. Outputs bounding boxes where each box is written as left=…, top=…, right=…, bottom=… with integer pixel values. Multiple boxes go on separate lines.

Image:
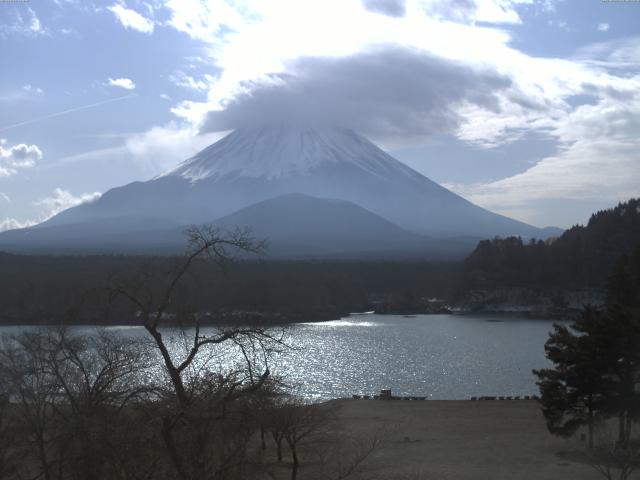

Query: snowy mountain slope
left=164, top=126, right=422, bottom=182
left=4, top=125, right=553, bottom=250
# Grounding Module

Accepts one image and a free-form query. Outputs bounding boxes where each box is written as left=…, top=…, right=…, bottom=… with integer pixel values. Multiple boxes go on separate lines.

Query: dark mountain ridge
left=211, top=193, right=479, bottom=259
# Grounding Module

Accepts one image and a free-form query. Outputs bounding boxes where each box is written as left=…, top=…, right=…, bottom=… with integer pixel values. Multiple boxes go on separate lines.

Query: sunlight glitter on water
left=0, top=314, right=561, bottom=400
left=302, top=319, right=379, bottom=327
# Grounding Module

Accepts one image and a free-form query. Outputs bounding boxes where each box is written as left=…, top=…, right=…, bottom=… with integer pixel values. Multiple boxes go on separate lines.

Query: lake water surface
left=279, top=313, right=559, bottom=399
left=0, top=314, right=561, bottom=400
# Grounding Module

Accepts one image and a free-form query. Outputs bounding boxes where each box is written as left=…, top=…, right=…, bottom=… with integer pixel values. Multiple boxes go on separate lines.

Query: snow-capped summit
left=164, top=125, right=419, bottom=182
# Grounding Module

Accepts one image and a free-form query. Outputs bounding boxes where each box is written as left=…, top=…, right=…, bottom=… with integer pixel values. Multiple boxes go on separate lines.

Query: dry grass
left=314, top=399, right=618, bottom=480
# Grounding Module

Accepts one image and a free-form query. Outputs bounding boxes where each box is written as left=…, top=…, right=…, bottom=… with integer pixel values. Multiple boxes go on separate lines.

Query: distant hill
left=458, top=198, right=640, bottom=295
left=211, top=193, right=478, bottom=259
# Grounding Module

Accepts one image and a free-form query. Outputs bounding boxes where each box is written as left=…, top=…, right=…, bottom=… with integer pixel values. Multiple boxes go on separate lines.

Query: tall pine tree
left=534, top=247, right=640, bottom=448
left=533, top=306, right=609, bottom=448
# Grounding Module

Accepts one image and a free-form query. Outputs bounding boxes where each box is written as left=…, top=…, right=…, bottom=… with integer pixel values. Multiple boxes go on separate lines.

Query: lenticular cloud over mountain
left=0, top=124, right=557, bottom=256
left=200, top=47, right=512, bottom=144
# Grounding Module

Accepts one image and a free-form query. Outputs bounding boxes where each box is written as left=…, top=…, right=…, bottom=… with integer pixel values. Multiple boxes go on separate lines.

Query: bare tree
left=0, top=328, right=153, bottom=480
left=106, top=225, right=288, bottom=480
left=266, top=395, right=336, bottom=480
left=244, top=375, right=288, bottom=452
left=0, top=331, right=61, bottom=480
left=0, top=365, right=17, bottom=480
left=43, top=328, right=151, bottom=480
left=107, top=226, right=272, bottom=405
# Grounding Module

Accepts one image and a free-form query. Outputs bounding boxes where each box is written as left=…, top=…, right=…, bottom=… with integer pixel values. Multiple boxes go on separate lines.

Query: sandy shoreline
left=324, top=399, right=619, bottom=480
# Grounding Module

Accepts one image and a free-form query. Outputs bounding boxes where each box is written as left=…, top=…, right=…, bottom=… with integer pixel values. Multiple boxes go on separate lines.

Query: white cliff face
left=164, top=125, right=422, bottom=182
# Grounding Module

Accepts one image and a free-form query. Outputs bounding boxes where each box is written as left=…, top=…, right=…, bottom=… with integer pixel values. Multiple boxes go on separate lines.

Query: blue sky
left=0, top=0, right=639, bottom=230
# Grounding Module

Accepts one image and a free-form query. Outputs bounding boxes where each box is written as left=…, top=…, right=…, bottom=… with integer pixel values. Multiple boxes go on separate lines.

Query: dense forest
left=0, top=254, right=460, bottom=325
left=456, top=198, right=640, bottom=311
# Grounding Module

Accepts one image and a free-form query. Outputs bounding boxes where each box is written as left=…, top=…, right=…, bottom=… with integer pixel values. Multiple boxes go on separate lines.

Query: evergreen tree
left=533, top=306, right=609, bottom=448
left=601, top=250, right=640, bottom=445
left=534, top=247, right=640, bottom=448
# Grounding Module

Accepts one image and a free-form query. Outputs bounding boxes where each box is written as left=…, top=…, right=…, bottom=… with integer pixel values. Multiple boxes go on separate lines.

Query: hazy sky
left=1, top=0, right=639, bottom=230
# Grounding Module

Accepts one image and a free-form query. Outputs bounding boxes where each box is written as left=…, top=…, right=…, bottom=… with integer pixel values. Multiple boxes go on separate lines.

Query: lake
left=0, top=313, right=562, bottom=400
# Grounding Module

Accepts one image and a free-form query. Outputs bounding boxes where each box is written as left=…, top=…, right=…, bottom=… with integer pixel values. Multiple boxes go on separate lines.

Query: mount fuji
left=0, top=125, right=560, bottom=256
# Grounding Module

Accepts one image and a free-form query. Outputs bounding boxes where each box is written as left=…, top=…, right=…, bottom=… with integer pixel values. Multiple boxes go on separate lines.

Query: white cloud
left=169, top=71, right=215, bottom=91
left=446, top=93, right=640, bottom=225
left=421, top=0, right=535, bottom=24
left=163, top=0, right=249, bottom=43
left=0, top=7, right=47, bottom=38
left=164, top=1, right=522, bottom=129
left=362, top=0, right=406, bottom=17
left=107, top=3, right=155, bottom=33
left=159, top=93, right=171, bottom=100
left=35, top=188, right=102, bottom=218
left=22, top=84, right=44, bottom=95
left=107, top=77, right=136, bottom=90
left=58, top=123, right=226, bottom=176
left=200, top=47, right=512, bottom=144
left=597, top=22, right=610, bottom=32
left=161, top=0, right=605, bottom=141
left=0, top=192, right=10, bottom=203
left=547, top=19, right=568, bottom=31
left=0, top=188, right=101, bottom=232
left=538, top=0, right=559, bottom=13
left=165, top=1, right=632, bottom=149
left=574, top=37, right=640, bottom=72
left=0, top=218, right=37, bottom=232
left=123, top=124, right=226, bottom=174
left=0, top=85, right=44, bottom=102
left=0, top=140, right=42, bottom=177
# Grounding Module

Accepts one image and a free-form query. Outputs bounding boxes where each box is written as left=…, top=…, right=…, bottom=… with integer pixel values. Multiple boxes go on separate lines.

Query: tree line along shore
left=1, top=198, right=639, bottom=325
